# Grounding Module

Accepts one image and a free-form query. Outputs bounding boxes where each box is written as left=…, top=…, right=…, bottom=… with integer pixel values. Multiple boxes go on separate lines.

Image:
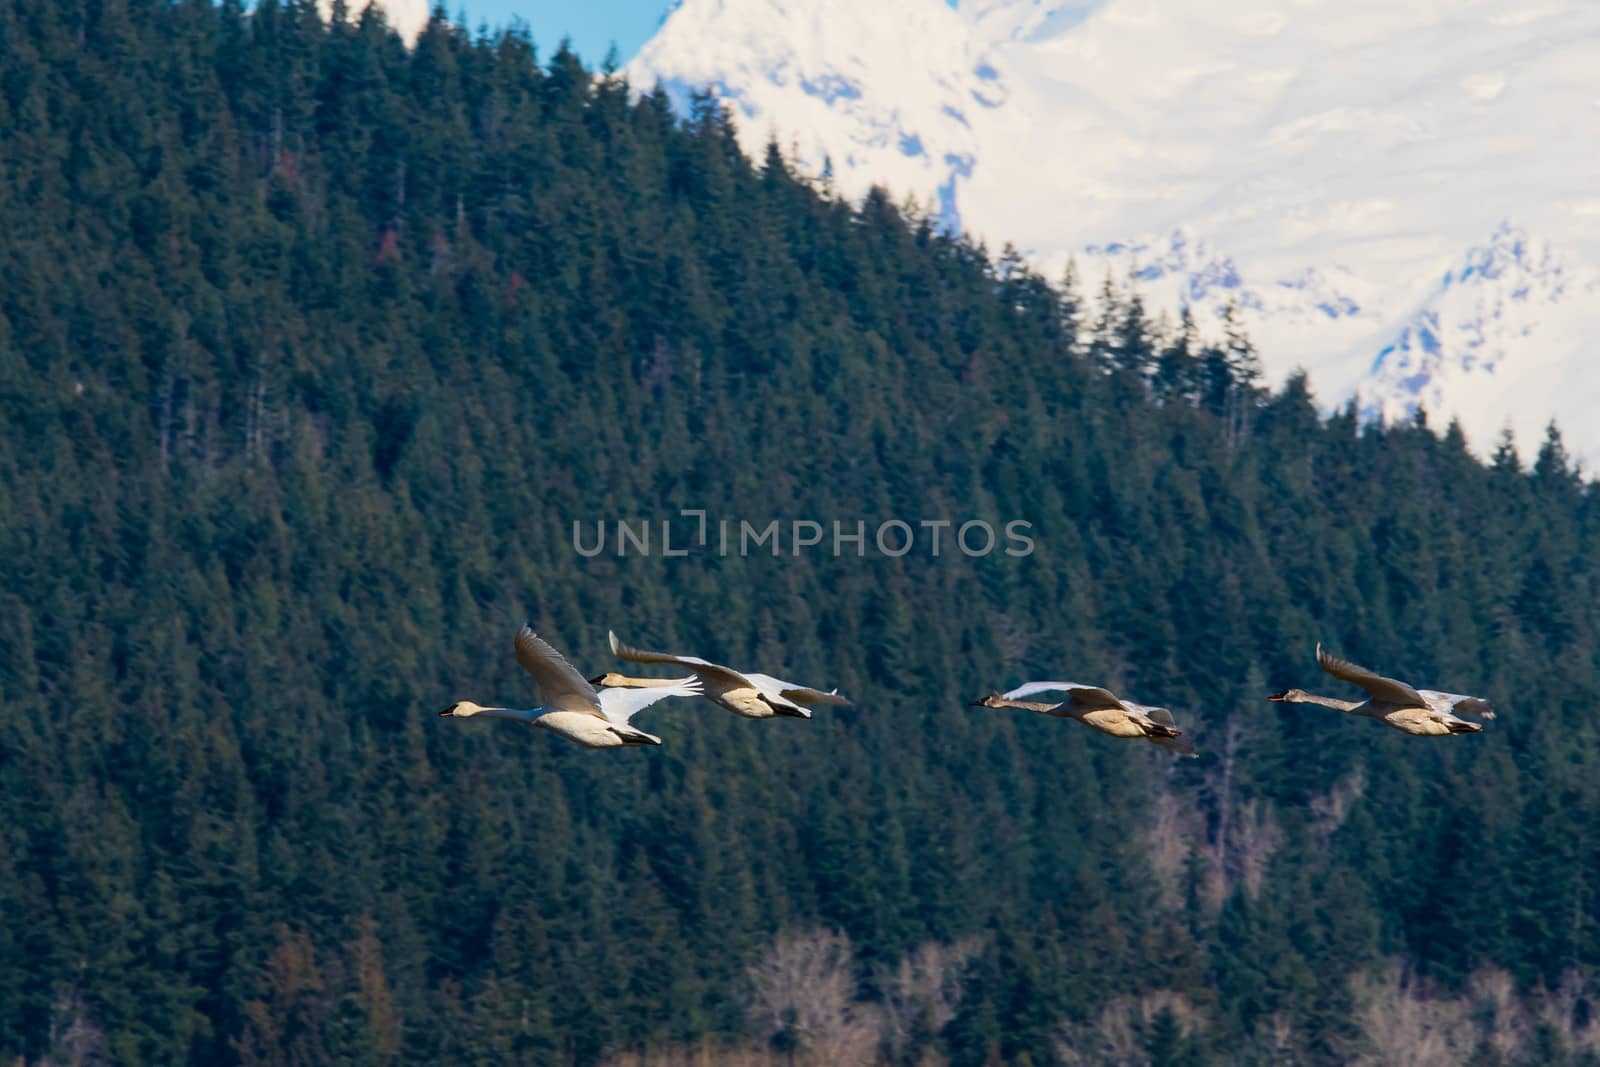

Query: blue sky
left=454, top=0, right=670, bottom=64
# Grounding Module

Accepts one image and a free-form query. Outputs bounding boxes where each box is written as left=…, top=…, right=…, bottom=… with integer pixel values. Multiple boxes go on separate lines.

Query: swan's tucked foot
left=771, top=704, right=810, bottom=719
left=1446, top=720, right=1483, bottom=735
left=1151, top=734, right=1199, bottom=758
left=609, top=726, right=663, bottom=745
left=1144, top=723, right=1181, bottom=739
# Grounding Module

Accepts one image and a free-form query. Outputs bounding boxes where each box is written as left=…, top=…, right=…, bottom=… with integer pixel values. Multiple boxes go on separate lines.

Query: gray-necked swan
left=969, top=680, right=1198, bottom=757
left=1268, top=643, right=1493, bottom=736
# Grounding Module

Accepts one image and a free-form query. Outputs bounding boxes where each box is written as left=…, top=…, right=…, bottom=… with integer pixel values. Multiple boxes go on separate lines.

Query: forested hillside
left=3, top=2, right=1600, bottom=1064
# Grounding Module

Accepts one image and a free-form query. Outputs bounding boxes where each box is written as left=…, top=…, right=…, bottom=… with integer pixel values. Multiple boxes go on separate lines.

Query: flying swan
left=595, top=630, right=850, bottom=720
left=1268, top=643, right=1494, bottom=736
left=439, top=625, right=701, bottom=747
left=969, top=681, right=1198, bottom=757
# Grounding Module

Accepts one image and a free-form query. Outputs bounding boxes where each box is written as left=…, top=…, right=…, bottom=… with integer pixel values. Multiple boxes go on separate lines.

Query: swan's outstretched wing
left=744, top=673, right=852, bottom=706
left=609, top=630, right=753, bottom=689
left=1316, top=644, right=1426, bottom=707
left=1418, top=690, right=1496, bottom=720
left=1003, top=681, right=1126, bottom=712
left=597, top=676, right=703, bottom=725
left=515, top=625, right=604, bottom=718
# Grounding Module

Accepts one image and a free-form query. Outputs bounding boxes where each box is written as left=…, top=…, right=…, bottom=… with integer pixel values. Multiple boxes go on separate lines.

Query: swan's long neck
left=1286, top=692, right=1364, bottom=713
left=477, top=706, right=543, bottom=723
left=601, top=674, right=697, bottom=689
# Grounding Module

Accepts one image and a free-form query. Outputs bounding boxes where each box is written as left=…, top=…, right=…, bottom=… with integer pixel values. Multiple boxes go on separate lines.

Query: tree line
left=2, top=1, right=1599, bottom=1063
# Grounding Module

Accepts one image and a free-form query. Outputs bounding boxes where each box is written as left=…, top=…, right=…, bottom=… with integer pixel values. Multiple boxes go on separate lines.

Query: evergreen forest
left=3, top=2, right=1600, bottom=1063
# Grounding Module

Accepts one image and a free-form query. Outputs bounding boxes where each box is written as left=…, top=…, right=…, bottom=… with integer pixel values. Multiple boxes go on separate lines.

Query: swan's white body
left=971, top=681, right=1198, bottom=757
left=598, top=630, right=849, bottom=720
left=440, top=626, right=701, bottom=748
left=1269, top=644, right=1494, bottom=737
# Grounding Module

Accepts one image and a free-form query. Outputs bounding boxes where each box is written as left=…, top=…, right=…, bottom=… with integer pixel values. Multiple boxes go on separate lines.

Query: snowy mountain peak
left=1359, top=227, right=1600, bottom=441
left=629, top=0, right=1600, bottom=461
left=632, top=0, right=1001, bottom=231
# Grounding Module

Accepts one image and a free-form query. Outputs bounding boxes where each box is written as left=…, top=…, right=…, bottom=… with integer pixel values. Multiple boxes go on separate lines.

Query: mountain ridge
left=629, top=0, right=1600, bottom=463
left=6, top=3, right=1600, bottom=1061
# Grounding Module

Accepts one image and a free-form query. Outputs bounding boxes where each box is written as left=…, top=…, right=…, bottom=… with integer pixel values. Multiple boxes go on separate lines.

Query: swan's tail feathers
left=1150, top=733, right=1199, bottom=758
left=609, top=725, right=663, bottom=746
left=665, top=675, right=702, bottom=699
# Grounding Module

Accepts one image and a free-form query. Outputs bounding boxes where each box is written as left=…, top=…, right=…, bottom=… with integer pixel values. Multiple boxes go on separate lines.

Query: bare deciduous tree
left=1309, top=765, right=1367, bottom=845
left=1198, top=717, right=1282, bottom=909
left=1350, top=963, right=1472, bottom=1067
left=599, top=1043, right=789, bottom=1067
left=746, top=929, right=882, bottom=1065
left=40, top=989, right=108, bottom=1067
left=612, top=942, right=1600, bottom=1067
left=989, top=612, right=1034, bottom=674
left=1056, top=990, right=1206, bottom=1067
left=1346, top=961, right=1600, bottom=1065
left=1145, top=789, right=1196, bottom=909
left=1233, top=799, right=1284, bottom=899
left=1467, top=967, right=1530, bottom=1061
left=347, top=916, right=402, bottom=1064
left=1539, top=968, right=1600, bottom=1055
left=877, top=936, right=985, bottom=1057
left=1248, top=1011, right=1299, bottom=1065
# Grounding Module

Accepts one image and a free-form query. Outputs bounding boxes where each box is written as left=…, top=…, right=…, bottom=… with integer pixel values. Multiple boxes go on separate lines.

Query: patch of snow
left=317, top=0, right=430, bottom=42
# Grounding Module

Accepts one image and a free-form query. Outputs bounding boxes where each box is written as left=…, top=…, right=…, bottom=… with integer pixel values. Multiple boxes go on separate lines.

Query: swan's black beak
left=438, top=704, right=457, bottom=717
left=587, top=675, right=606, bottom=686
left=1267, top=691, right=1289, bottom=702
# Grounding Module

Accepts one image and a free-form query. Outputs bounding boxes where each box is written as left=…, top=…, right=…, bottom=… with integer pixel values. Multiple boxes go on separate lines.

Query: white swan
left=595, top=630, right=850, bottom=720
left=969, top=681, right=1198, bottom=757
left=439, top=625, right=701, bottom=748
left=1268, top=643, right=1494, bottom=736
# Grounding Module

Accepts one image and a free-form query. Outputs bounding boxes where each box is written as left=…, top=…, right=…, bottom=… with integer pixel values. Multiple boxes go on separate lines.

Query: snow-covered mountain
left=320, top=0, right=430, bottom=41
left=629, top=0, right=1600, bottom=464
left=1359, top=226, right=1600, bottom=440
